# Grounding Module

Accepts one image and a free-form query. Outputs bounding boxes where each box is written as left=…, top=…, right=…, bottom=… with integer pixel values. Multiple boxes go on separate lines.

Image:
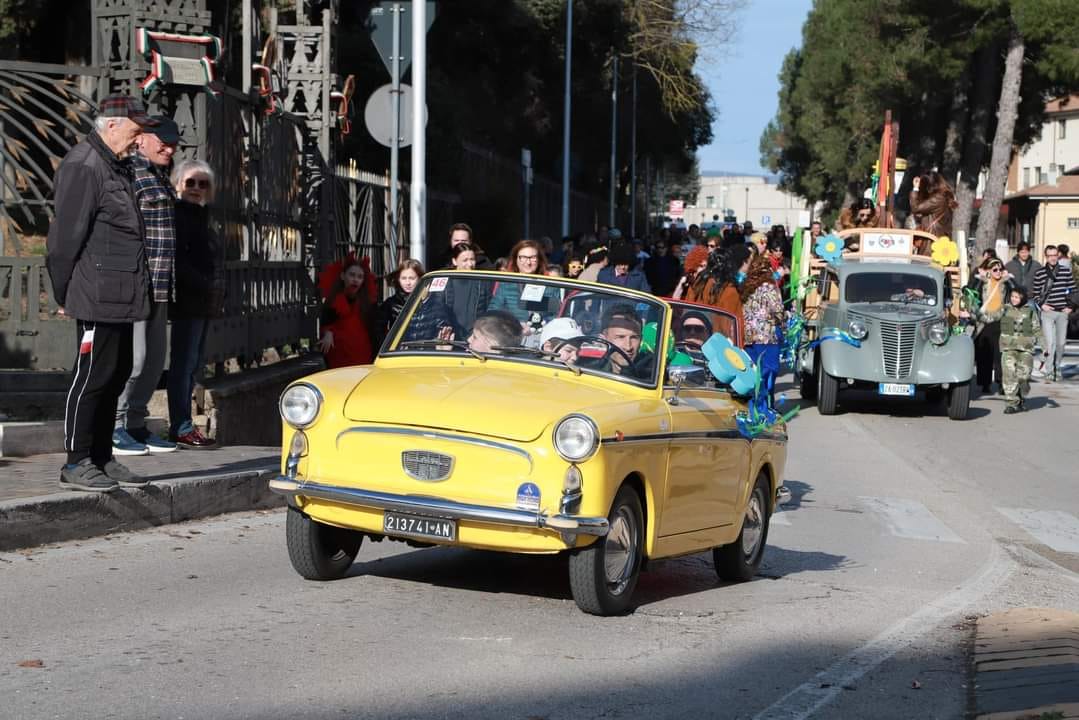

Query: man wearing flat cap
left=46, top=94, right=159, bottom=492
left=112, top=116, right=182, bottom=456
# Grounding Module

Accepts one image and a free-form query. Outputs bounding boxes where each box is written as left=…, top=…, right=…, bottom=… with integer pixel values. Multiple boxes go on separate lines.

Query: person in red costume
left=317, top=256, right=380, bottom=368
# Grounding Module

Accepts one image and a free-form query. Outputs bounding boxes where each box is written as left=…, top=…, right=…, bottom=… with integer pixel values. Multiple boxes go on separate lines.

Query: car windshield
left=844, top=272, right=939, bottom=306
left=384, top=272, right=667, bottom=386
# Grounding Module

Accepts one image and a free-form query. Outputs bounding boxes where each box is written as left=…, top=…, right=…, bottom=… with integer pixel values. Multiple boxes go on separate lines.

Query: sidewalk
left=0, top=445, right=281, bottom=551
left=973, top=608, right=1079, bottom=719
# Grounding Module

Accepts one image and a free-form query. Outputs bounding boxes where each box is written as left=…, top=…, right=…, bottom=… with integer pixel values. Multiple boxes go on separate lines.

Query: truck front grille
left=880, top=321, right=916, bottom=378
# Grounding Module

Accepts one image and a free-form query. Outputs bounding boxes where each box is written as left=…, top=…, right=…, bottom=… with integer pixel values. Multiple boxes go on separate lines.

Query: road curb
left=0, top=465, right=283, bottom=551
left=973, top=607, right=1079, bottom=719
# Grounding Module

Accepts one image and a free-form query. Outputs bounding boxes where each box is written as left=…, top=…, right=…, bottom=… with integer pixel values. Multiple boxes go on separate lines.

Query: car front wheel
left=568, top=485, right=644, bottom=616
left=714, top=474, right=771, bottom=582
left=285, top=506, right=363, bottom=580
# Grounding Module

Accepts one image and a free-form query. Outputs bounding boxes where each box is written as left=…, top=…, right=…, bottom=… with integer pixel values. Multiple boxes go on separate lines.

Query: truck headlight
left=553, top=415, right=599, bottom=462
left=280, top=383, right=322, bottom=428
left=847, top=320, right=868, bottom=340
left=929, top=322, right=949, bottom=345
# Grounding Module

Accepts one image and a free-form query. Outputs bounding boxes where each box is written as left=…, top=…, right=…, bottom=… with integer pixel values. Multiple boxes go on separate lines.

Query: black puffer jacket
left=46, top=131, right=151, bottom=322
left=172, top=200, right=221, bottom=318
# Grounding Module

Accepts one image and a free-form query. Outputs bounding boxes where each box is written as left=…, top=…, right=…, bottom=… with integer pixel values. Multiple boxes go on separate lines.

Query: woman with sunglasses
left=965, top=258, right=1014, bottom=395
left=167, top=159, right=221, bottom=449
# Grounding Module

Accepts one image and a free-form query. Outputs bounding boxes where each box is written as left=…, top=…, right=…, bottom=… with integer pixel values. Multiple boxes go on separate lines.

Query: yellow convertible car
left=272, top=271, right=789, bottom=615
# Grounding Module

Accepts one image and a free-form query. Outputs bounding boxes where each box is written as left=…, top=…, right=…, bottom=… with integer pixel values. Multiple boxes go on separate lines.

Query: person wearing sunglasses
left=166, top=159, right=221, bottom=449
left=965, top=259, right=1013, bottom=395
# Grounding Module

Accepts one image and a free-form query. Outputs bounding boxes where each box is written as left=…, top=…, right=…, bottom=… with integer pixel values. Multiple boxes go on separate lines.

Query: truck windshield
left=844, top=272, right=938, bottom=306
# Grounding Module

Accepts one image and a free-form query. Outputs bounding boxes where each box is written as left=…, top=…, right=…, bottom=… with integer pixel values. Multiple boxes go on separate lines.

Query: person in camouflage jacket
left=980, top=285, right=1039, bottom=413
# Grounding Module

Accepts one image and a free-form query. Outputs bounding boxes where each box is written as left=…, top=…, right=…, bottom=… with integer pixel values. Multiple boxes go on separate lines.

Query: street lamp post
left=560, top=0, right=573, bottom=238
left=608, top=54, right=617, bottom=229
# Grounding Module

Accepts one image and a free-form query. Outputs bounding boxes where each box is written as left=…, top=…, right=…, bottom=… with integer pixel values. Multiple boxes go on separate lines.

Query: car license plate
left=383, top=512, right=456, bottom=542
left=878, top=383, right=915, bottom=396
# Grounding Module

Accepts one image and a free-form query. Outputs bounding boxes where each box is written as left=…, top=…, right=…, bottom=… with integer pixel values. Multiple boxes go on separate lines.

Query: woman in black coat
left=167, top=159, right=221, bottom=449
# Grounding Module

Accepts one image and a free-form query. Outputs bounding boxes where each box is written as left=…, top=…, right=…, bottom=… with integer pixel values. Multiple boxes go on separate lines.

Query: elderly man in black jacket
left=46, top=95, right=158, bottom=492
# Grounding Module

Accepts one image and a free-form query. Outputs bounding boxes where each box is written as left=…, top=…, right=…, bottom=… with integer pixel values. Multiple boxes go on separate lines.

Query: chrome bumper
left=270, top=477, right=609, bottom=537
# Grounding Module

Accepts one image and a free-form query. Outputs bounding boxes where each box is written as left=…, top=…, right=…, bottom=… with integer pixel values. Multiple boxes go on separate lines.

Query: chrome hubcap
left=741, top=489, right=765, bottom=559
left=603, top=506, right=637, bottom=594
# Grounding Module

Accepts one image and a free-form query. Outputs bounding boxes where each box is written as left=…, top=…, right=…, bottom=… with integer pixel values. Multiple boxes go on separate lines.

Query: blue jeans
left=167, top=317, right=207, bottom=437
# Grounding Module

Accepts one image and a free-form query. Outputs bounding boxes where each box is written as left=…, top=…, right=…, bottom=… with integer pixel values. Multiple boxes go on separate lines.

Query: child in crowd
left=981, top=286, right=1039, bottom=414
left=380, top=259, right=424, bottom=334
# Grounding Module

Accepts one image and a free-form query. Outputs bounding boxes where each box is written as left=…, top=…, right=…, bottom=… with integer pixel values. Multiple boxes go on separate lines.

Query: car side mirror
left=667, top=365, right=706, bottom=405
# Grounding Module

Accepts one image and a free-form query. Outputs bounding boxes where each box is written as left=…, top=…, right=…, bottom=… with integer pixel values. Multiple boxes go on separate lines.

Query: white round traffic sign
left=364, top=83, right=427, bottom=148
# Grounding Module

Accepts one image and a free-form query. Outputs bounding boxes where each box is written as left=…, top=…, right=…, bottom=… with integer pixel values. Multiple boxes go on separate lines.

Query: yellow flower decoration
left=931, top=235, right=959, bottom=266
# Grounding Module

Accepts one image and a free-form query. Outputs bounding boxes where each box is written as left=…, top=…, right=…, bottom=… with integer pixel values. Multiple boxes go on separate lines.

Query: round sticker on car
left=516, top=482, right=540, bottom=511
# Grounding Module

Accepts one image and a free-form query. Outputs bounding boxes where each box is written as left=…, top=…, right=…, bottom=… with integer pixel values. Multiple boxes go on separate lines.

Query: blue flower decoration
left=814, top=233, right=844, bottom=265
left=701, top=333, right=758, bottom=396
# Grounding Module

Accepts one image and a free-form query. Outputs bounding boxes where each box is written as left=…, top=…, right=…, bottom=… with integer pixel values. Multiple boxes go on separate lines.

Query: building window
left=1068, top=218, right=1079, bottom=230
left=1023, top=168, right=1031, bottom=188
left=1059, top=119, right=1067, bottom=139
left=705, top=196, right=716, bottom=208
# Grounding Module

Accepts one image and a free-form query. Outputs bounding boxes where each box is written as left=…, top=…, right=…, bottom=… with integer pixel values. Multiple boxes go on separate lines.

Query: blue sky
left=695, top=0, right=813, bottom=175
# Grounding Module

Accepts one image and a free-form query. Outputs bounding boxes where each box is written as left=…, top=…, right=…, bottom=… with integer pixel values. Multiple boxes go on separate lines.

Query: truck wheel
left=947, top=381, right=971, bottom=420
left=286, top=506, right=363, bottom=580
left=714, top=473, right=771, bottom=582
left=568, top=485, right=644, bottom=616
left=818, top=368, right=839, bottom=415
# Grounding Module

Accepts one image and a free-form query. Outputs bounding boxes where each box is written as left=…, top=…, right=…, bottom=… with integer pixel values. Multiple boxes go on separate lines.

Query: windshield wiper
left=490, top=345, right=583, bottom=376
left=397, top=339, right=486, bottom=362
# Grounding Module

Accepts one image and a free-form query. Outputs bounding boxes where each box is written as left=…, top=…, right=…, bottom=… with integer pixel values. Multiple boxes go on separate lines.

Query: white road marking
left=995, top=507, right=1079, bottom=554
left=858, top=496, right=966, bottom=544
left=752, top=541, right=1014, bottom=720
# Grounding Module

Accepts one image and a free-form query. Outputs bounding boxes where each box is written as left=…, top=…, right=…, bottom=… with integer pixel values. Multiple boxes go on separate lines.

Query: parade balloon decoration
left=814, top=233, right=844, bottom=265
left=779, top=314, right=806, bottom=370
left=701, top=331, right=797, bottom=438
left=930, top=235, right=959, bottom=266
left=642, top=322, right=694, bottom=367
left=701, top=333, right=757, bottom=396
left=806, top=327, right=862, bottom=351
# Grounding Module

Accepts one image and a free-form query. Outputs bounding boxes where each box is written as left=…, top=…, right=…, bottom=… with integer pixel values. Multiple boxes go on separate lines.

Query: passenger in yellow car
left=540, top=316, right=584, bottom=364
left=467, top=311, right=524, bottom=354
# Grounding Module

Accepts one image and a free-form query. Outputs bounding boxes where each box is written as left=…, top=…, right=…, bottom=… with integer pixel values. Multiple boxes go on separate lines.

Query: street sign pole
left=410, top=0, right=427, bottom=264
left=389, top=2, right=402, bottom=259
left=630, top=64, right=637, bottom=239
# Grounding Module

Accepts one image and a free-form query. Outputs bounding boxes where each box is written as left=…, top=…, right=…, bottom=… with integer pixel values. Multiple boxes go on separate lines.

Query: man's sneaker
left=128, top=427, right=177, bottom=454
left=59, top=459, right=119, bottom=492
left=99, top=459, right=149, bottom=488
left=112, top=428, right=149, bottom=456
left=172, top=428, right=218, bottom=450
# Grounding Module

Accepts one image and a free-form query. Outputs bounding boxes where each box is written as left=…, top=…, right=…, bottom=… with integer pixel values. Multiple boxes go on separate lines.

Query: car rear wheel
left=568, top=485, right=643, bottom=616
left=714, top=474, right=771, bottom=582
left=947, top=381, right=971, bottom=420
left=818, top=368, right=839, bottom=415
left=285, top=506, right=363, bottom=580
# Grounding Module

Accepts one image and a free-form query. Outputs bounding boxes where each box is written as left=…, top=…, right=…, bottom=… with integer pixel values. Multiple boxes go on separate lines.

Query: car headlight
left=929, top=321, right=949, bottom=345
left=552, top=415, right=599, bottom=462
left=279, top=383, right=322, bottom=428
left=847, top=320, right=868, bottom=340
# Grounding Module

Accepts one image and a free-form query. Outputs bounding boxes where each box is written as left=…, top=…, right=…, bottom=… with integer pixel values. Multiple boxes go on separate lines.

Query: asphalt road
left=2, top=376, right=1078, bottom=720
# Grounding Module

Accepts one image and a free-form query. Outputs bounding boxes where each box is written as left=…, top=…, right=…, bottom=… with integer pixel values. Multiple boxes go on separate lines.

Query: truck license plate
left=878, top=383, right=915, bottom=396
left=383, top=512, right=456, bottom=542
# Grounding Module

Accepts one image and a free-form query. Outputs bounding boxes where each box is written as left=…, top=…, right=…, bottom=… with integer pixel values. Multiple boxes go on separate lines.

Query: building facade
left=690, top=172, right=815, bottom=232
